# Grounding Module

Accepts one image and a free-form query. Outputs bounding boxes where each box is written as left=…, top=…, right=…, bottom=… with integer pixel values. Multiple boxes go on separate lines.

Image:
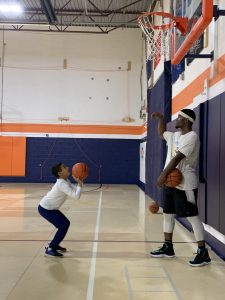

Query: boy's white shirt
left=163, top=131, right=200, bottom=190
left=39, top=178, right=82, bottom=210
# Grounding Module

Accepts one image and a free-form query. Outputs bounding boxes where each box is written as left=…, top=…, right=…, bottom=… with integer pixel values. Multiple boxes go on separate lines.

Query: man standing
left=150, top=109, right=211, bottom=267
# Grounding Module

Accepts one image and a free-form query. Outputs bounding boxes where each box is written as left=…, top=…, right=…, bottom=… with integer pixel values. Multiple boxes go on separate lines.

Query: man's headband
left=179, top=111, right=195, bottom=123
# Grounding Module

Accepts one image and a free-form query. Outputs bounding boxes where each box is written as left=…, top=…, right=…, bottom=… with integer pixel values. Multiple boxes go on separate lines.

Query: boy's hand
left=72, top=176, right=83, bottom=187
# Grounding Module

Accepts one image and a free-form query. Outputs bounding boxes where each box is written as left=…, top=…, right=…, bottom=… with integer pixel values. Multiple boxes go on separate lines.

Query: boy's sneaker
left=56, top=245, right=67, bottom=252
left=189, top=248, right=211, bottom=267
left=45, top=247, right=63, bottom=257
left=150, top=243, right=175, bottom=258
left=48, top=244, right=67, bottom=252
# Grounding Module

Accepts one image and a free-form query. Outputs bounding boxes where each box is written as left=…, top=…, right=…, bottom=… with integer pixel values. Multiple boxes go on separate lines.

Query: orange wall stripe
left=140, top=124, right=147, bottom=135
left=0, top=137, right=26, bottom=176
left=172, top=53, right=225, bottom=114
left=0, top=137, right=13, bottom=176
left=12, top=137, right=26, bottom=176
left=209, top=54, right=225, bottom=87
left=1, top=123, right=144, bottom=135
left=172, top=68, right=210, bottom=114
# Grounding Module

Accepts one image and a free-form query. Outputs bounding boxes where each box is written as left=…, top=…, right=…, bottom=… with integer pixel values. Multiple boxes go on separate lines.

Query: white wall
left=0, top=28, right=144, bottom=125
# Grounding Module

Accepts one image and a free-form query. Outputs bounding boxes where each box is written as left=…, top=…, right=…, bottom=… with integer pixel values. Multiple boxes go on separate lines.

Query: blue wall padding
left=0, top=137, right=139, bottom=184
left=145, top=61, right=172, bottom=205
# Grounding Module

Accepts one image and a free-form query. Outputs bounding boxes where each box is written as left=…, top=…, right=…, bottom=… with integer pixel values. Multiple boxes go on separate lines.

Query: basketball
left=149, top=201, right=159, bottom=214
left=72, top=162, right=88, bottom=180
left=164, top=168, right=182, bottom=188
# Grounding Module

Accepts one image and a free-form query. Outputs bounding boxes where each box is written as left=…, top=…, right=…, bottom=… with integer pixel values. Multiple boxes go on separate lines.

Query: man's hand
left=157, top=173, right=167, bottom=188
left=150, top=112, right=165, bottom=138
left=151, top=112, right=163, bottom=119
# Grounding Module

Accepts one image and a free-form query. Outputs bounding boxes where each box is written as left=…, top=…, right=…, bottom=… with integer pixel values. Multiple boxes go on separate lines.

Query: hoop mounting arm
left=174, top=17, right=188, bottom=35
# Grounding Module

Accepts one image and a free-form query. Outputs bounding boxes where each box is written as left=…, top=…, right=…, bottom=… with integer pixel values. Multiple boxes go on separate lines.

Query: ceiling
left=0, top=0, right=158, bottom=34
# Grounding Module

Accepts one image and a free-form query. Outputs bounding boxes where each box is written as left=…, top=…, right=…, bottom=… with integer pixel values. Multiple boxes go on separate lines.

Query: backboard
left=172, top=0, right=213, bottom=65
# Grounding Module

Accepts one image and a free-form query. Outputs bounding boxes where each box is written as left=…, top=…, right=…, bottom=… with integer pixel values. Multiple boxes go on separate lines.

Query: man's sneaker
left=150, top=243, right=175, bottom=258
left=189, top=248, right=211, bottom=267
left=45, top=247, right=63, bottom=257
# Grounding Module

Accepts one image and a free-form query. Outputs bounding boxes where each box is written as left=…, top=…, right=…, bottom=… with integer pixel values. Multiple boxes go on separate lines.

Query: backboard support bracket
left=213, top=5, right=225, bottom=21
left=185, top=51, right=214, bottom=61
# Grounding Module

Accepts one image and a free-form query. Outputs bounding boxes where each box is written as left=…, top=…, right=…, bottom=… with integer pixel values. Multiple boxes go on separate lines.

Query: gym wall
left=0, top=28, right=144, bottom=183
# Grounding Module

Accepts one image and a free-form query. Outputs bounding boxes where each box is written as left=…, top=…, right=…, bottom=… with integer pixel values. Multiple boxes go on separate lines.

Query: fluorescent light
left=0, top=4, right=23, bottom=14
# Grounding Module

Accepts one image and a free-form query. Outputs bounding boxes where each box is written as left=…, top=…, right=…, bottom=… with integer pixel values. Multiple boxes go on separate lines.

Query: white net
left=138, top=13, right=174, bottom=61
left=190, top=37, right=202, bottom=52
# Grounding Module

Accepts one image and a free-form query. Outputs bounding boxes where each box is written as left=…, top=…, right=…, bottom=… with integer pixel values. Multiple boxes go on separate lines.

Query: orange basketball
left=164, top=168, right=182, bottom=188
left=72, top=162, right=88, bottom=180
left=149, top=201, right=159, bottom=214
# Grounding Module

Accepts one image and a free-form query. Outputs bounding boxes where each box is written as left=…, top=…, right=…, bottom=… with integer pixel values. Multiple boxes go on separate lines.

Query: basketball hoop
left=138, top=12, right=188, bottom=61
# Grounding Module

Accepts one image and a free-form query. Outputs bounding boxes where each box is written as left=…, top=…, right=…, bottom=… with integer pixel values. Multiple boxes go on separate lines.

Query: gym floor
left=0, top=183, right=225, bottom=300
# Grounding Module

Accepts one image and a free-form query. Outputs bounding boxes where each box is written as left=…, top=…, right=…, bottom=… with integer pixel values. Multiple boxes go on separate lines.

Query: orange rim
left=137, top=11, right=177, bottom=30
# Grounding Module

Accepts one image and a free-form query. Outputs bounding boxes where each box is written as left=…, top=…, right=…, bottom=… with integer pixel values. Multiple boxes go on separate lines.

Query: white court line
left=86, top=190, right=103, bottom=300
left=162, top=266, right=182, bottom=300
left=124, top=265, right=134, bottom=300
